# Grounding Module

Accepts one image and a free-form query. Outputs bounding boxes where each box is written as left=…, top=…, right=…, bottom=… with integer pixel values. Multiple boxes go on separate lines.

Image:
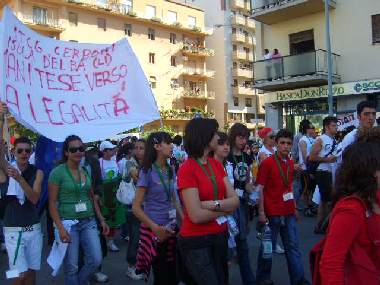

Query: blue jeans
left=64, top=217, right=102, bottom=285
left=0, top=219, right=4, bottom=243
left=256, top=215, right=305, bottom=285
left=234, top=203, right=256, bottom=285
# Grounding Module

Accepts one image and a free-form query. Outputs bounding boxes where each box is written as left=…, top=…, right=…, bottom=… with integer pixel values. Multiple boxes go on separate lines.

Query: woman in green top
left=48, top=135, right=109, bottom=285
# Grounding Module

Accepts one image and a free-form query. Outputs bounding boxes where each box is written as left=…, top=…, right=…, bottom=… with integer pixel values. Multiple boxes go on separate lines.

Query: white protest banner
left=337, top=113, right=357, bottom=131
left=0, top=7, right=160, bottom=142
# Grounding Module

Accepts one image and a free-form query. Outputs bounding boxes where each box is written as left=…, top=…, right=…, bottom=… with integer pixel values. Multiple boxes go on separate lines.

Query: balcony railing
left=232, top=0, right=246, bottom=9
left=232, top=14, right=246, bottom=26
left=21, top=12, right=61, bottom=30
left=253, top=49, right=341, bottom=91
left=233, top=67, right=253, bottom=78
left=160, top=109, right=215, bottom=120
left=182, top=90, right=215, bottom=99
left=246, top=18, right=256, bottom=30
left=233, top=85, right=255, bottom=95
left=232, top=32, right=246, bottom=42
left=182, top=44, right=215, bottom=57
left=252, top=0, right=336, bottom=25
left=182, top=67, right=215, bottom=78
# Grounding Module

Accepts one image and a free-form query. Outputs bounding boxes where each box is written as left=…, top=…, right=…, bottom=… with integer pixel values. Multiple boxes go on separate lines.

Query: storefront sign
left=265, top=79, right=380, bottom=103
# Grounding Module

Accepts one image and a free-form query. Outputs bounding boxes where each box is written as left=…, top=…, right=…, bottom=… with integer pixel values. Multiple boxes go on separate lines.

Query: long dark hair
left=133, top=138, right=146, bottom=167
left=60, top=135, right=83, bottom=163
left=228, top=123, right=249, bottom=149
left=334, top=142, right=380, bottom=210
left=142, top=132, right=172, bottom=176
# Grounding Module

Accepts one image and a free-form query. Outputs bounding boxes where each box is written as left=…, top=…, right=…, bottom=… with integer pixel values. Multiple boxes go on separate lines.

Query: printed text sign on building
left=0, top=7, right=160, bottom=142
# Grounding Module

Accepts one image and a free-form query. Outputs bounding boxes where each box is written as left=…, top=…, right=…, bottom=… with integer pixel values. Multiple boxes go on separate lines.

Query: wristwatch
left=213, top=200, right=221, bottom=211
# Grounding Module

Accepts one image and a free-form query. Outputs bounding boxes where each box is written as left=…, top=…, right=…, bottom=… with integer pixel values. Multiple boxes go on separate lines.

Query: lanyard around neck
left=273, top=153, right=290, bottom=187
left=153, top=162, right=172, bottom=202
left=195, top=159, right=218, bottom=200
left=232, top=152, right=245, bottom=166
left=65, top=164, right=83, bottom=200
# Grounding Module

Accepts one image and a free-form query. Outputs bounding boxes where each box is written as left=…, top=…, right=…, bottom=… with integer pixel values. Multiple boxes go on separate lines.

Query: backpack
left=309, top=196, right=380, bottom=285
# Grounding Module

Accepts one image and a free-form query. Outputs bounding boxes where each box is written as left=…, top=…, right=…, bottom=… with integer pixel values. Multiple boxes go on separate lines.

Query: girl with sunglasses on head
left=48, top=135, right=109, bottom=285
left=132, top=132, right=182, bottom=285
left=176, top=118, right=239, bottom=285
left=258, top=128, right=276, bottom=164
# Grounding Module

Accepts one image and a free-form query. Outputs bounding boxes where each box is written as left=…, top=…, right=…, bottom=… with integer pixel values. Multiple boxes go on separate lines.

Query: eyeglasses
left=16, top=148, right=32, bottom=154
left=68, top=146, right=85, bottom=153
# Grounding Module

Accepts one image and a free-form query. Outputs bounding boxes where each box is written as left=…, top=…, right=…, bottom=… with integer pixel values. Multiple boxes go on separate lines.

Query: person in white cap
left=98, top=141, right=125, bottom=252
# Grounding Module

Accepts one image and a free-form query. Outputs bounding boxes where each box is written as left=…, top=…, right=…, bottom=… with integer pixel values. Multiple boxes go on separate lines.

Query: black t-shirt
left=227, top=152, right=252, bottom=190
left=3, top=164, right=40, bottom=227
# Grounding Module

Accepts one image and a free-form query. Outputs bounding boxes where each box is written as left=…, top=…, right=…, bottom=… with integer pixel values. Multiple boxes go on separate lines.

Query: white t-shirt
left=341, top=129, right=357, bottom=153
left=258, top=145, right=275, bottom=164
left=317, top=134, right=336, bottom=172
left=99, top=158, right=120, bottom=180
left=298, top=135, right=315, bottom=170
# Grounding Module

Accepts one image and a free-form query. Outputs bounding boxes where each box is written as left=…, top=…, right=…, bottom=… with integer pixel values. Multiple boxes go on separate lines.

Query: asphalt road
left=0, top=214, right=321, bottom=285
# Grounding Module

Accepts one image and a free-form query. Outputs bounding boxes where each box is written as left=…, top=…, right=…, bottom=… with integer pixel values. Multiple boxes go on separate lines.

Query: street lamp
left=325, top=0, right=334, bottom=116
left=214, top=24, right=259, bottom=129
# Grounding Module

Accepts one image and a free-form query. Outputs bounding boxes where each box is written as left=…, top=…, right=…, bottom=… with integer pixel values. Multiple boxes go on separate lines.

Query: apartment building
left=190, top=0, right=265, bottom=130
left=0, top=0, right=216, bottom=133
left=252, top=0, right=380, bottom=132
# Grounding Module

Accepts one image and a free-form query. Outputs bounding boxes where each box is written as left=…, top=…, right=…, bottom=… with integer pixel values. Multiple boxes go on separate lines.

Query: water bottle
left=261, top=223, right=272, bottom=259
left=226, top=215, right=239, bottom=237
left=226, top=162, right=234, bottom=184
left=248, top=191, right=259, bottom=206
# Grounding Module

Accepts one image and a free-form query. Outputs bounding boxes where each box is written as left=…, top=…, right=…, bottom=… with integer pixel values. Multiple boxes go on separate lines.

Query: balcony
left=232, top=14, right=246, bottom=26
left=233, top=85, right=255, bottom=96
left=246, top=18, right=256, bottom=30
left=245, top=35, right=256, bottom=46
left=231, top=0, right=246, bottom=10
left=181, top=67, right=215, bottom=78
left=20, top=11, right=63, bottom=32
left=232, top=32, right=246, bottom=43
left=233, top=67, right=253, bottom=78
left=181, top=90, right=215, bottom=100
left=252, top=0, right=336, bottom=25
left=233, top=50, right=248, bottom=61
left=160, top=109, right=215, bottom=121
left=182, top=44, right=215, bottom=57
left=253, top=49, right=341, bottom=91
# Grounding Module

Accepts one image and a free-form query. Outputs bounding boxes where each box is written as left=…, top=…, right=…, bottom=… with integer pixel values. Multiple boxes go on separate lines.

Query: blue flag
left=35, top=136, right=63, bottom=215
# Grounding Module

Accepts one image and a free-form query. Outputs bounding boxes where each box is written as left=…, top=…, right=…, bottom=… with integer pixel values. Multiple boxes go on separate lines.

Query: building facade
left=252, top=0, right=380, bottom=132
left=190, top=0, right=265, bottom=130
left=0, top=0, right=216, bottom=133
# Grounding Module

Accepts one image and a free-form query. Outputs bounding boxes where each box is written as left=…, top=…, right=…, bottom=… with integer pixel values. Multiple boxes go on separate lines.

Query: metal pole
left=325, top=0, right=334, bottom=116
left=251, top=33, right=259, bottom=132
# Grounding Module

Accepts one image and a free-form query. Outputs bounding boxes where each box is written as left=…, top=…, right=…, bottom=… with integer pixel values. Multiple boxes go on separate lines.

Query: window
left=97, top=18, right=106, bottom=31
left=68, top=12, right=78, bottom=26
left=171, top=56, right=176, bottom=67
left=149, top=76, right=156, bottom=89
left=124, top=24, right=132, bottom=36
left=233, top=79, right=238, bottom=87
left=145, top=5, right=156, bottom=19
left=148, top=28, right=155, bottom=40
left=149, top=53, right=155, bottom=64
left=245, top=98, right=252, bottom=107
left=233, top=62, right=238, bottom=69
left=167, top=11, right=177, bottom=24
left=233, top=45, right=237, bottom=51
left=187, top=16, right=196, bottom=28
left=33, top=7, right=47, bottom=25
left=244, top=47, right=250, bottom=54
left=170, top=33, right=176, bottom=44
left=372, top=14, right=380, bottom=44
left=233, top=97, right=239, bottom=107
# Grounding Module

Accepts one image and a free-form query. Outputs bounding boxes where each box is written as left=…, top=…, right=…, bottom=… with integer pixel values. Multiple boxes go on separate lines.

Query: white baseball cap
left=99, top=141, right=116, bottom=152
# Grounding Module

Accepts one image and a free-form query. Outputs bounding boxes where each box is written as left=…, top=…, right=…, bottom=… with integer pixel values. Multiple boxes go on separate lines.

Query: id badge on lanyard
left=75, top=202, right=87, bottom=213
left=283, top=192, right=294, bottom=202
left=168, top=208, right=176, bottom=220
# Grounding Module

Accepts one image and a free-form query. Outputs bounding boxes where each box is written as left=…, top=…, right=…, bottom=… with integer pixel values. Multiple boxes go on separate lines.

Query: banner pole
left=3, top=115, right=11, bottom=162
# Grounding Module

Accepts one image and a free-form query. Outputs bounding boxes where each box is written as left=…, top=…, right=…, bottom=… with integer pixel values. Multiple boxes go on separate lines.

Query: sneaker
left=126, top=266, right=144, bottom=280
left=107, top=240, right=120, bottom=252
left=274, top=243, right=285, bottom=254
left=93, top=271, right=109, bottom=283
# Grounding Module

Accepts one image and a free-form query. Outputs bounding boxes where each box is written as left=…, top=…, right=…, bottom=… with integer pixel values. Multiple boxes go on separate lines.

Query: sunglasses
left=68, top=146, right=85, bottom=153
left=16, top=148, right=32, bottom=154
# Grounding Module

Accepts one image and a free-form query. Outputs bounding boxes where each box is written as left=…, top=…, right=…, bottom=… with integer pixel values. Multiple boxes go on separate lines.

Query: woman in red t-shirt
left=319, top=141, right=380, bottom=285
left=177, top=118, right=239, bottom=285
